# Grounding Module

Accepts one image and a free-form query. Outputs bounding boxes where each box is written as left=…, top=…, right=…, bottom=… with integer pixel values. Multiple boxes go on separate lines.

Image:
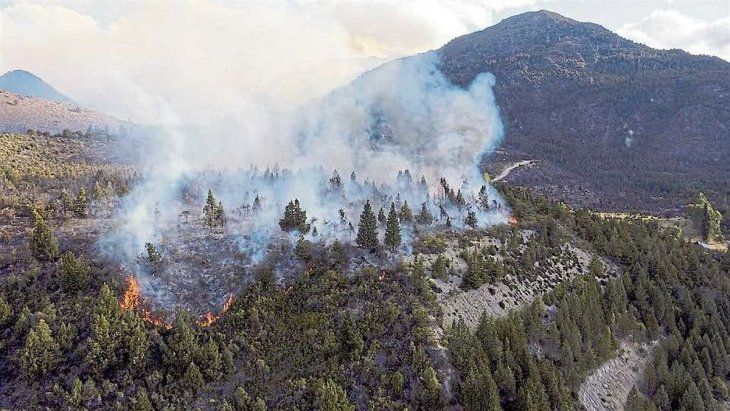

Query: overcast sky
left=1, top=0, right=728, bottom=123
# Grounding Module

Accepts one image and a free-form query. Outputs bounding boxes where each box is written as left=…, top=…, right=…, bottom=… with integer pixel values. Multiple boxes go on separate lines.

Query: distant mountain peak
left=503, top=9, right=576, bottom=24
left=0, top=69, right=74, bottom=104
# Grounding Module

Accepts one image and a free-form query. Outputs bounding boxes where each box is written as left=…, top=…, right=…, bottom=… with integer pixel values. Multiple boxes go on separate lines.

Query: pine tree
left=92, top=181, right=106, bottom=200
left=72, top=187, right=89, bottom=217
left=688, top=193, right=723, bottom=243
left=313, top=379, right=355, bottom=411
left=279, top=199, right=310, bottom=233
left=377, top=207, right=386, bottom=225
left=416, top=202, right=434, bottom=225
left=339, top=312, right=364, bottom=362
left=20, top=319, right=60, bottom=378
left=431, top=254, right=450, bottom=280
left=30, top=212, right=59, bottom=262
left=356, top=200, right=378, bottom=249
left=455, top=190, right=466, bottom=209
left=203, top=190, right=226, bottom=227
left=680, top=381, right=705, bottom=411
left=464, top=210, right=478, bottom=228
left=384, top=203, right=401, bottom=251
left=59, top=251, right=90, bottom=293
left=399, top=201, right=414, bottom=223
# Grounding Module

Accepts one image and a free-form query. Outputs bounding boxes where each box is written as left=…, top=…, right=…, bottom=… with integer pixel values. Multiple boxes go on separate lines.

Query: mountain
left=0, top=69, right=74, bottom=103
left=436, top=10, right=729, bottom=213
left=0, top=89, right=128, bottom=134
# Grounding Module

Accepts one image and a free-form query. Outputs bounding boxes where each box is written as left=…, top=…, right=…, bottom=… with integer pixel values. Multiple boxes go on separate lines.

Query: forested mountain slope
left=437, top=10, right=729, bottom=213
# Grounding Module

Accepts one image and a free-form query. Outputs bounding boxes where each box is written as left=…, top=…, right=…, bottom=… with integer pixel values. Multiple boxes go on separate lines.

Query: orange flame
left=120, top=275, right=140, bottom=310
left=197, top=293, right=234, bottom=327
left=119, top=275, right=172, bottom=330
left=508, top=216, right=518, bottom=225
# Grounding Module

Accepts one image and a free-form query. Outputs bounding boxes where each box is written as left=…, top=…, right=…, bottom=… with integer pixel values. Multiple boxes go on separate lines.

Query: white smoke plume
left=101, top=52, right=507, bottom=282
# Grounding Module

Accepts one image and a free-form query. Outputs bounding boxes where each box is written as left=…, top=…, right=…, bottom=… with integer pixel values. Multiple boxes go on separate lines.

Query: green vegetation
left=355, top=200, right=378, bottom=249
left=688, top=192, right=724, bottom=243
left=203, top=189, right=227, bottom=228
left=278, top=198, right=309, bottom=233
left=384, top=203, right=401, bottom=250
left=446, top=186, right=730, bottom=410
left=29, top=211, right=59, bottom=262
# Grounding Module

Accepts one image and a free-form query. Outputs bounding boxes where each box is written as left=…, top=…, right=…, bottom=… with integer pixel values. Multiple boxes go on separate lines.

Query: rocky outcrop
left=578, top=339, right=658, bottom=410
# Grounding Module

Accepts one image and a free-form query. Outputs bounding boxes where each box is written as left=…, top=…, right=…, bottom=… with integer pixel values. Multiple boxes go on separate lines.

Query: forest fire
left=197, top=294, right=234, bottom=327
left=120, top=275, right=234, bottom=328
left=508, top=216, right=519, bottom=225
left=119, top=275, right=172, bottom=329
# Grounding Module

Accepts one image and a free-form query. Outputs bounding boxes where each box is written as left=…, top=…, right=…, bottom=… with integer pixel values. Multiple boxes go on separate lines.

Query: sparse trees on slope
left=356, top=200, right=378, bottom=249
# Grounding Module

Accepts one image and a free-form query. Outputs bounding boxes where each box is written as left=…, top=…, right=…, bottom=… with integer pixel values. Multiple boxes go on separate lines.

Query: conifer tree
left=203, top=190, right=226, bottom=227
left=399, top=201, right=413, bottom=223
left=384, top=203, right=401, bottom=251
left=73, top=187, right=89, bottom=217
left=279, top=199, right=310, bottom=233
left=377, top=207, right=386, bottom=225
left=431, top=254, right=450, bottom=280
left=314, top=379, right=355, bottom=411
left=465, top=210, right=478, bottom=228
left=30, top=211, right=59, bottom=262
left=416, top=202, right=434, bottom=225
left=20, top=319, right=60, bottom=378
left=356, top=200, right=378, bottom=249
left=689, top=192, right=723, bottom=243
left=59, top=251, right=90, bottom=293
left=455, top=190, right=466, bottom=209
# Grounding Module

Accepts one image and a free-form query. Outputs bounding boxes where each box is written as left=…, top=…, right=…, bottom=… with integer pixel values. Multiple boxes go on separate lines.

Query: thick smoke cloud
left=102, top=52, right=507, bottom=281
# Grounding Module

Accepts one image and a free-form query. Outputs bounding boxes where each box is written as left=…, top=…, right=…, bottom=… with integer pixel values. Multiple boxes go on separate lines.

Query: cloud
left=0, top=0, right=516, bottom=124
left=617, top=9, right=730, bottom=61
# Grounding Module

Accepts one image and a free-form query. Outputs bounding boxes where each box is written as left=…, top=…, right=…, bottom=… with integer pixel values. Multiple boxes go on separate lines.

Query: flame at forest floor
left=119, top=275, right=234, bottom=329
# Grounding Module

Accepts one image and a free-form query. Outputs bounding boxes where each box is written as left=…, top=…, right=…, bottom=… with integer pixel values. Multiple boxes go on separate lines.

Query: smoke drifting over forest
left=101, top=52, right=506, bottom=289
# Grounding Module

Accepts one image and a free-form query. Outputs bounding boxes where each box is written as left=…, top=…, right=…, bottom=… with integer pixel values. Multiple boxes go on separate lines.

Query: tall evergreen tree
left=377, top=207, right=386, bottom=225
left=399, top=201, right=414, bottom=223
left=384, top=203, right=401, bottom=251
left=29, top=211, right=59, bottom=262
left=203, top=190, right=226, bottom=228
left=74, top=187, right=89, bottom=217
left=464, top=210, right=478, bottom=228
left=279, top=199, right=310, bottom=233
left=416, top=202, right=434, bottom=225
left=356, top=201, right=378, bottom=249
left=20, top=319, right=60, bottom=378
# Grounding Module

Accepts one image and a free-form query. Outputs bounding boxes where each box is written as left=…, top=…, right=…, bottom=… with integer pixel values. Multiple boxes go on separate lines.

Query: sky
left=1, top=0, right=728, bottom=124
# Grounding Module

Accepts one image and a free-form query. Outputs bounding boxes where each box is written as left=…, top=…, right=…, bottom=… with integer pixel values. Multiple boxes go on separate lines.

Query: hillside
left=0, top=89, right=128, bottom=134
left=436, top=10, right=730, bottom=213
left=0, top=70, right=73, bottom=103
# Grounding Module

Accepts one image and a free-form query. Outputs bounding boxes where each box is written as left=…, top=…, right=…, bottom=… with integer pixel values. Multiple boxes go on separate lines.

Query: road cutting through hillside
left=491, top=160, right=536, bottom=182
